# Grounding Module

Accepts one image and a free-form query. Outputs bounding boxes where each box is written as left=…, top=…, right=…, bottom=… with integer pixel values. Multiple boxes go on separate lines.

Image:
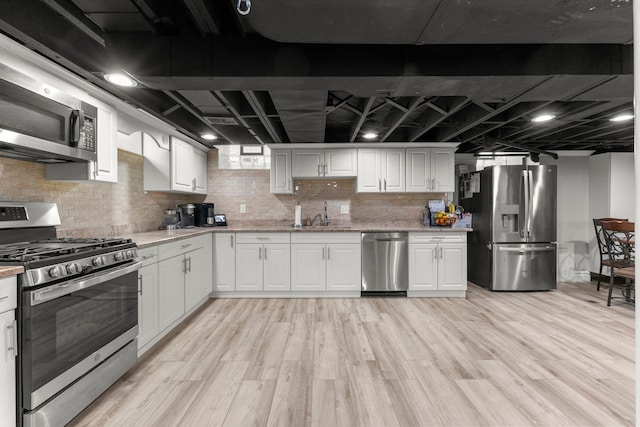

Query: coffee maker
left=176, top=204, right=196, bottom=228
left=193, top=203, right=215, bottom=227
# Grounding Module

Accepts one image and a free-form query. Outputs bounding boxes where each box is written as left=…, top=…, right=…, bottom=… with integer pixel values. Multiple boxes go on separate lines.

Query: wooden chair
left=593, top=217, right=628, bottom=291
left=601, top=220, right=635, bottom=306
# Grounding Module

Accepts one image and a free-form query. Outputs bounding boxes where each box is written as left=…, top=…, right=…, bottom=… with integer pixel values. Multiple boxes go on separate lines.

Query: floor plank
left=69, top=282, right=635, bottom=427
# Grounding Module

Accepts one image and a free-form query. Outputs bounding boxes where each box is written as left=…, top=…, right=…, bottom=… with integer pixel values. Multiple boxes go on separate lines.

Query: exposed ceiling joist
left=349, top=97, right=376, bottom=142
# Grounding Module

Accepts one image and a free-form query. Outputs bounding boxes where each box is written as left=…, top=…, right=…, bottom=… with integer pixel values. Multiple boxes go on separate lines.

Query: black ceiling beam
left=349, top=97, right=376, bottom=142
left=104, top=35, right=633, bottom=87
left=409, top=97, right=471, bottom=141
left=212, top=90, right=266, bottom=144
left=182, top=0, right=220, bottom=36
left=381, top=96, right=425, bottom=142
left=242, top=90, right=283, bottom=143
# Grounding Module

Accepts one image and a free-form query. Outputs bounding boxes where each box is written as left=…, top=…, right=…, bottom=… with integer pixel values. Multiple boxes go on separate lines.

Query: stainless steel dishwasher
left=361, top=232, right=408, bottom=295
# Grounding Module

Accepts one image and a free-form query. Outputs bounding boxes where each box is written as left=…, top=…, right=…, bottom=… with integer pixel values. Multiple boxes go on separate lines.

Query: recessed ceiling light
left=201, top=133, right=218, bottom=140
left=362, top=132, right=378, bottom=139
left=103, top=73, right=137, bottom=87
left=610, top=113, right=634, bottom=122
left=531, top=114, right=556, bottom=123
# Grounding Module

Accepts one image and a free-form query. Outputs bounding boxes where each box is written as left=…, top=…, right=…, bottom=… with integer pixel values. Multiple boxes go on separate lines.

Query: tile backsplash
left=0, top=150, right=198, bottom=237
left=0, top=148, right=447, bottom=237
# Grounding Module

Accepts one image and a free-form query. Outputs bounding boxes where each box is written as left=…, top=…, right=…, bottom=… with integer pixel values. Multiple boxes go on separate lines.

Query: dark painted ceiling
left=0, top=0, right=634, bottom=156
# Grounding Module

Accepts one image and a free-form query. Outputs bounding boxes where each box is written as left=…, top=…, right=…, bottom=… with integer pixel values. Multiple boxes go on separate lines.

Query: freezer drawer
left=492, top=243, right=556, bottom=291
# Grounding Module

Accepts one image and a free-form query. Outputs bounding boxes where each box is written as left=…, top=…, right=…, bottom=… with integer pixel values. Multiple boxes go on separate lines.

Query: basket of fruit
left=432, top=211, right=457, bottom=226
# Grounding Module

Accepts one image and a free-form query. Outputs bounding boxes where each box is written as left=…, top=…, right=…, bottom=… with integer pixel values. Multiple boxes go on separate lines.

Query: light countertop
left=131, top=221, right=472, bottom=248
left=0, top=266, right=24, bottom=278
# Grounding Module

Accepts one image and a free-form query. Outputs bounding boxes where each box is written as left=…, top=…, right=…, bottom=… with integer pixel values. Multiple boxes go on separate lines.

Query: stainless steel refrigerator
left=463, top=165, right=557, bottom=291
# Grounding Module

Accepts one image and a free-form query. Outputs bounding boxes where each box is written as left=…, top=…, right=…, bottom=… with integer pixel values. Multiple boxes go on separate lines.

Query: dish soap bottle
left=448, top=202, right=455, bottom=214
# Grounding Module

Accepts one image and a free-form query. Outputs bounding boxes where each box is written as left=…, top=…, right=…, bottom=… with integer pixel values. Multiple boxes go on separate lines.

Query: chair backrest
left=593, top=217, right=628, bottom=257
left=601, top=220, right=635, bottom=265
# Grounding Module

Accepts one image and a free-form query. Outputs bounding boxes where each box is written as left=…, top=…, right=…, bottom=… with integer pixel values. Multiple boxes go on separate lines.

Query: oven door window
left=22, top=270, right=138, bottom=397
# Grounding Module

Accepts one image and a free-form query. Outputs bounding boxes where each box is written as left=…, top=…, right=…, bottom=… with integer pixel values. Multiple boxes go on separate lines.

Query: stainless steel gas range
left=0, top=202, right=140, bottom=427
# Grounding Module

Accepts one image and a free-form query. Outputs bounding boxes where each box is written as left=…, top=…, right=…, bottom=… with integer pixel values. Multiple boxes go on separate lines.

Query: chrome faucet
left=323, top=201, right=331, bottom=226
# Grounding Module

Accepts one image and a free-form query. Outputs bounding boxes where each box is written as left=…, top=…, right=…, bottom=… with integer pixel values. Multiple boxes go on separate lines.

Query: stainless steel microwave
left=0, top=62, right=97, bottom=163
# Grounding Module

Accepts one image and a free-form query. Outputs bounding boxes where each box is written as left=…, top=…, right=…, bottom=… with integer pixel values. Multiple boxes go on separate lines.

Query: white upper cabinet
left=143, top=134, right=208, bottom=194
left=45, top=103, right=118, bottom=183
left=270, top=149, right=293, bottom=194
left=357, top=148, right=405, bottom=193
left=324, top=149, right=357, bottom=177
left=171, top=137, right=208, bottom=194
left=406, top=148, right=455, bottom=193
left=292, top=149, right=357, bottom=178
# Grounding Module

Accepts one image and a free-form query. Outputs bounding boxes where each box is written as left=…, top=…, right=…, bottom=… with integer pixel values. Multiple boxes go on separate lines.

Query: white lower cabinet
left=214, top=233, right=236, bottom=292
left=138, top=234, right=209, bottom=355
left=137, top=247, right=159, bottom=351
left=408, top=232, right=467, bottom=296
left=0, top=276, right=16, bottom=427
left=235, top=233, right=291, bottom=292
left=291, top=233, right=361, bottom=293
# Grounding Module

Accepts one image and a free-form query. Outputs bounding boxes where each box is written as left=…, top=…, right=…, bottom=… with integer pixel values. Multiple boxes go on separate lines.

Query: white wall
left=556, top=156, right=591, bottom=277
left=588, top=152, right=635, bottom=274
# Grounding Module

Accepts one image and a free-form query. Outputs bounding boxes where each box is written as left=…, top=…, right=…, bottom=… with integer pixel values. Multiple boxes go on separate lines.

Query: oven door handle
left=30, top=261, right=142, bottom=306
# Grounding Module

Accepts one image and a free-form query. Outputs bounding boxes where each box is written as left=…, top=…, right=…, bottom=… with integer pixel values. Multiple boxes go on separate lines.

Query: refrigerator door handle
left=519, top=170, right=527, bottom=239
left=497, top=246, right=555, bottom=253
left=526, top=170, right=533, bottom=241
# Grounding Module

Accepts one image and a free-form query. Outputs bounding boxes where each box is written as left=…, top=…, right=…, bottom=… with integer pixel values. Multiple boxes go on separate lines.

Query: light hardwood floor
left=69, top=282, right=635, bottom=427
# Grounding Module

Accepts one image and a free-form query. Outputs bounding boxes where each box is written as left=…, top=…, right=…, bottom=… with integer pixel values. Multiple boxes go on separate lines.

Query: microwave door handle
left=69, top=110, right=84, bottom=145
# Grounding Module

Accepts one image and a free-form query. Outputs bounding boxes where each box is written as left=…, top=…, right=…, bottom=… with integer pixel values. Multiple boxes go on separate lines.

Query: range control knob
left=48, top=266, right=61, bottom=278
left=114, top=252, right=124, bottom=261
left=65, top=263, right=80, bottom=274
left=92, top=257, right=104, bottom=267
left=126, top=250, right=134, bottom=259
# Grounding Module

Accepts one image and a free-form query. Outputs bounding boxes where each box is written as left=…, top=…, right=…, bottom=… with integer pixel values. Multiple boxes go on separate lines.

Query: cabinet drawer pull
left=181, top=243, right=192, bottom=249
left=0, top=295, right=8, bottom=301
left=6, top=320, right=17, bottom=357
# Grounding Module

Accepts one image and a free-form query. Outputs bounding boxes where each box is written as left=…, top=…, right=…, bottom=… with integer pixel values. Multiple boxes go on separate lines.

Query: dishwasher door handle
left=375, top=238, right=406, bottom=242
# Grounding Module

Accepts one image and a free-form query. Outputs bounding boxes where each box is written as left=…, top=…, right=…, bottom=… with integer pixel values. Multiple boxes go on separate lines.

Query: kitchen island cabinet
left=408, top=232, right=467, bottom=297
left=0, top=276, right=16, bottom=427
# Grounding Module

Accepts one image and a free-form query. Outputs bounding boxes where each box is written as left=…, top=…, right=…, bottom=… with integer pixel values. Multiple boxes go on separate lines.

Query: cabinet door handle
left=324, top=164, right=328, bottom=175
left=432, top=178, right=436, bottom=190
left=439, top=247, right=443, bottom=259
left=258, top=247, right=262, bottom=260
left=138, top=275, right=143, bottom=295
left=183, top=258, right=187, bottom=273
left=7, top=320, right=17, bottom=357
left=327, top=247, right=330, bottom=259
left=231, top=236, right=234, bottom=248
left=187, top=257, right=192, bottom=272
left=322, top=247, right=325, bottom=260
left=264, top=247, right=267, bottom=259
left=384, top=179, right=387, bottom=192
left=192, top=178, right=196, bottom=191
left=378, top=179, right=382, bottom=192
left=318, top=164, right=322, bottom=176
